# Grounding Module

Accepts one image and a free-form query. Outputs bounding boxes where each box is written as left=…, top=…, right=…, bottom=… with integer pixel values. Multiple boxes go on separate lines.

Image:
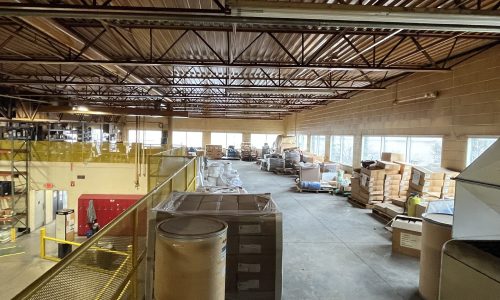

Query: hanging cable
left=134, top=116, right=139, bottom=188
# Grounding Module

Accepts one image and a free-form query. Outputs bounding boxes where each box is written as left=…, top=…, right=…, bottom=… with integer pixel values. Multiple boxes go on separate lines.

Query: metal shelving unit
left=0, top=126, right=31, bottom=240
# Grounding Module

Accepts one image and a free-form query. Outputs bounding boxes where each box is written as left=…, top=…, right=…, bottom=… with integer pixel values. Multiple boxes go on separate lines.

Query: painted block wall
left=285, top=46, right=500, bottom=171
left=25, top=161, right=148, bottom=230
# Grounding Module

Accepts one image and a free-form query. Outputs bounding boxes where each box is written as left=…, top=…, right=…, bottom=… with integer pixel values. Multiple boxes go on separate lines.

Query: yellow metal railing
left=39, top=228, right=129, bottom=263
left=14, top=152, right=198, bottom=300
left=0, top=140, right=174, bottom=163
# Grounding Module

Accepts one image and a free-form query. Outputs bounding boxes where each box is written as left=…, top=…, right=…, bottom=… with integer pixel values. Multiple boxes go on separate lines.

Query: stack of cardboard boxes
left=155, top=193, right=283, bottom=300
left=409, top=166, right=446, bottom=201
left=441, top=170, right=459, bottom=198
left=240, top=142, right=253, bottom=160
left=383, top=174, right=402, bottom=202
left=205, top=144, right=223, bottom=159
left=396, top=162, right=412, bottom=199
left=356, top=162, right=400, bottom=205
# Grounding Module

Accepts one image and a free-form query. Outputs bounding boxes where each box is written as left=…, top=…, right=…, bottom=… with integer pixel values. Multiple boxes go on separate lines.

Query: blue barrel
left=300, top=181, right=321, bottom=190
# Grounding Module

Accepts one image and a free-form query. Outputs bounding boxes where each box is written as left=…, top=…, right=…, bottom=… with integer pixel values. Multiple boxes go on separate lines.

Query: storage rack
left=0, top=125, right=31, bottom=239
left=48, top=122, right=92, bottom=142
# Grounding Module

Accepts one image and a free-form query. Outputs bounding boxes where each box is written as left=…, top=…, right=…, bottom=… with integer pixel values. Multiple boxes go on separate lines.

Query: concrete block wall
left=285, top=46, right=500, bottom=171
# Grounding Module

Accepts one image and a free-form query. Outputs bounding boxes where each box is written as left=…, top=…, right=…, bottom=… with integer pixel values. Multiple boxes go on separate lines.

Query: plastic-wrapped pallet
left=154, top=193, right=283, bottom=300
left=284, top=149, right=300, bottom=168
left=267, top=158, right=284, bottom=172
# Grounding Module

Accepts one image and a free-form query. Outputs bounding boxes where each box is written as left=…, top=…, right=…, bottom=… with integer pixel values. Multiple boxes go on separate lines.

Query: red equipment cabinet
left=77, top=194, right=143, bottom=236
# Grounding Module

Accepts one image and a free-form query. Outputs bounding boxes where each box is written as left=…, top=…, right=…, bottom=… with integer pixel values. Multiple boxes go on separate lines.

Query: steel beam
left=49, top=20, right=500, bottom=39
left=37, top=105, right=188, bottom=117
left=0, top=80, right=382, bottom=91
left=0, top=3, right=498, bottom=32
left=11, top=93, right=344, bottom=101
left=0, top=59, right=451, bottom=72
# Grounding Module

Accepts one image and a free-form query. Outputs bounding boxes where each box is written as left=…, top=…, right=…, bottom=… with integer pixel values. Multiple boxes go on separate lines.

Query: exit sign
left=44, top=183, right=54, bottom=189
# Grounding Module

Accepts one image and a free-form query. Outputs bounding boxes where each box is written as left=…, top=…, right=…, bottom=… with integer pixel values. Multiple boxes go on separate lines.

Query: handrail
left=13, top=156, right=196, bottom=300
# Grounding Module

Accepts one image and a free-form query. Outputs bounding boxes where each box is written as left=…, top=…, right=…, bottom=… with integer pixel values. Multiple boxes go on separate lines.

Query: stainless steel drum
left=154, top=216, right=228, bottom=300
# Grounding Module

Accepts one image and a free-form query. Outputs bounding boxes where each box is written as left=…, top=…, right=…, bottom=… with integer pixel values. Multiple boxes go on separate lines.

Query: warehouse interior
left=0, top=1, right=499, bottom=300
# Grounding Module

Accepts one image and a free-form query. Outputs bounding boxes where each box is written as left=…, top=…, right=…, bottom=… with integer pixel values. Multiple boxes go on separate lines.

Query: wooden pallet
left=347, top=196, right=377, bottom=209
left=371, top=207, right=393, bottom=222
left=331, top=189, right=351, bottom=197
left=274, top=168, right=298, bottom=175
left=221, top=156, right=241, bottom=160
left=296, top=185, right=333, bottom=193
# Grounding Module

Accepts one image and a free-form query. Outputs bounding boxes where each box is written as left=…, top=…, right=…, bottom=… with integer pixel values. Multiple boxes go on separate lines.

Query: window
left=211, top=132, right=226, bottom=147
left=361, top=135, right=442, bottom=166
left=310, top=135, right=326, bottom=157
left=467, top=137, right=497, bottom=166
left=297, top=134, right=308, bottom=151
left=407, top=137, right=442, bottom=166
left=91, top=128, right=102, bottom=143
left=362, top=136, right=383, bottom=160
left=128, top=130, right=162, bottom=146
left=330, top=136, right=354, bottom=165
left=172, top=131, right=202, bottom=148
left=251, top=134, right=278, bottom=148
left=210, top=132, right=243, bottom=148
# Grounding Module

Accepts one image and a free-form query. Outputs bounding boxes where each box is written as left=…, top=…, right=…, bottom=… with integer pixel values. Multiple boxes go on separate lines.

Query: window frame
left=310, top=135, right=326, bottom=157
left=361, top=135, right=443, bottom=166
left=128, top=129, right=162, bottom=147
left=250, top=133, right=279, bottom=148
left=210, top=132, right=243, bottom=148
left=297, top=134, right=308, bottom=151
left=172, top=131, right=203, bottom=148
left=329, top=135, right=354, bottom=166
left=466, top=136, right=498, bottom=166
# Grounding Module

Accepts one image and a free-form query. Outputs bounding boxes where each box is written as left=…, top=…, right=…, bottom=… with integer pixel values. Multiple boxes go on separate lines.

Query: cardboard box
left=392, top=198, right=406, bottom=208
left=415, top=202, right=428, bottom=218
left=239, top=236, right=276, bottom=255
left=361, top=167, right=399, bottom=179
left=411, top=166, right=445, bottom=186
left=375, top=160, right=401, bottom=170
left=409, top=181, right=444, bottom=193
left=391, top=216, right=423, bottom=258
left=351, top=177, right=360, bottom=197
left=381, top=152, right=404, bottom=162
left=385, top=203, right=404, bottom=218
left=358, top=189, right=384, bottom=203
left=385, top=174, right=402, bottom=181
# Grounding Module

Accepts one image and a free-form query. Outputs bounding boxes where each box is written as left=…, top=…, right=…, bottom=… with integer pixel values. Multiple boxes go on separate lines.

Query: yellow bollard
left=40, top=227, right=46, bottom=259
left=10, top=227, right=16, bottom=242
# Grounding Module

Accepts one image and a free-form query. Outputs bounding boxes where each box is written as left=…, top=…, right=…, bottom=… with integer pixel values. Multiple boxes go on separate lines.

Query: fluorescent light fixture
left=72, top=105, right=89, bottom=112
left=394, top=91, right=438, bottom=105
left=224, top=107, right=288, bottom=112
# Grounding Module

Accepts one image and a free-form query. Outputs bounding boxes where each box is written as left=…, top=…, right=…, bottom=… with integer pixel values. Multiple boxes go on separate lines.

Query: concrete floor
left=0, top=223, right=57, bottom=299
left=0, top=160, right=421, bottom=300
left=233, top=160, right=421, bottom=300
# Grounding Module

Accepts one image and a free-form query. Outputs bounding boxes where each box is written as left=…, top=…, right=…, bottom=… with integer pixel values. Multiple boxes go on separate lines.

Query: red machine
left=77, top=194, right=143, bottom=236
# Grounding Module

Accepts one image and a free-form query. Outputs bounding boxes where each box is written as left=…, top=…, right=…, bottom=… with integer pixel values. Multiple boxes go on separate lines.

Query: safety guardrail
left=14, top=151, right=197, bottom=300
left=0, top=140, right=176, bottom=163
